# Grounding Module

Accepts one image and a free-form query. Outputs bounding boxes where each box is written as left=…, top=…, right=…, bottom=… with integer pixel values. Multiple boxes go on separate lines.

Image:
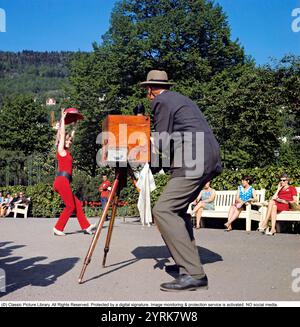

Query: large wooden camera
left=101, top=115, right=151, bottom=166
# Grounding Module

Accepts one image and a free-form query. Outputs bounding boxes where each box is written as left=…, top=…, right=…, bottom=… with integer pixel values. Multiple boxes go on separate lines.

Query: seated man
left=15, top=192, right=30, bottom=206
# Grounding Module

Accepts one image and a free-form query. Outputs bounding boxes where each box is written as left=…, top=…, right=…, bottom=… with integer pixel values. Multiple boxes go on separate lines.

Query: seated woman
left=0, top=193, right=13, bottom=217
left=191, top=181, right=216, bottom=229
left=0, top=192, right=6, bottom=217
left=224, top=176, right=257, bottom=231
left=10, top=193, right=20, bottom=207
left=258, top=173, right=297, bottom=236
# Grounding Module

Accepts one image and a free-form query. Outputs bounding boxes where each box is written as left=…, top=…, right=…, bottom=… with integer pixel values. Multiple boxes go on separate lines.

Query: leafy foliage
left=67, top=1, right=300, bottom=172
left=68, top=0, right=246, bottom=174
left=201, top=63, right=285, bottom=168
left=0, top=51, right=74, bottom=106
left=0, top=0, right=300, bottom=225
left=2, top=166, right=300, bottom=218
left=0, top=95, right=53, bottom=154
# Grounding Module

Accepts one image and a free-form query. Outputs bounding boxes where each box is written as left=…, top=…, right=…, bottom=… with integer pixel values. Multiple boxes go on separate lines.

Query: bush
left=212, top=166, right=300, bottom=199
left=2, top=166, right=299, bottom=218
left=26, top=183, right=62, bottom=217
left=0, top=183, right=61, bottom=217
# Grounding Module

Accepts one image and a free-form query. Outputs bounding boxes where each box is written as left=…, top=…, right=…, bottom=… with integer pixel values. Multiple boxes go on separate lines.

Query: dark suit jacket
left=151, top=90, right=222, bottom=178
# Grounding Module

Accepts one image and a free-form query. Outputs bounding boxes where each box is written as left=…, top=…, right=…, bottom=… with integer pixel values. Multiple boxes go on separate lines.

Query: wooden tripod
left=78, top=166, right=131, bottom=284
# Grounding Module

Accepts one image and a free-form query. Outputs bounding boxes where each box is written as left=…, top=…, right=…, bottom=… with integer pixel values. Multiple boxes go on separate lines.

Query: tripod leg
left=78, top=173, right=120, bottom=284
left=102, top=193, right=119, bottom=267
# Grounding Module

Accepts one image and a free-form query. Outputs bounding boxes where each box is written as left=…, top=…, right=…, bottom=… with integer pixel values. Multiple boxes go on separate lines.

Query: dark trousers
left=101, top=197, right=108, bottom=210
left=152, top=173, right=213, bottom=279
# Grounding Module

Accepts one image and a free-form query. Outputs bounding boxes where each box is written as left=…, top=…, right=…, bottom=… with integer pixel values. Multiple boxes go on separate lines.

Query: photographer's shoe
left=160, top=274, right=208, bottom=292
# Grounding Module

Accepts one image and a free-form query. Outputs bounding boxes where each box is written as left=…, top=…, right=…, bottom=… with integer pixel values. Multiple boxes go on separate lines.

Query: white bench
left=245, top=187, right=300, bottom=232
left=201, top=189, right=265, bottom=232
left=12, top=200, right=30, bottom=219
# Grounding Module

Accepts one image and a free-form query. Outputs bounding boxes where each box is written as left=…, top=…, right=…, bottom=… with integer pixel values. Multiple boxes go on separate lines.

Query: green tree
left=67, top=51, right=114, bottom=176
left=0, top=95, right=53, bottom=154
left=202, top=64, right=285, bottom=168
left=69, top=0, right=246, bottom=174
left=0, top=51, right=73, bottom=107
left=100, top=0, right=245, bottom=107
left=0, top=95, right=54, bottom=185
left=272, top=56, right=300, bottom=165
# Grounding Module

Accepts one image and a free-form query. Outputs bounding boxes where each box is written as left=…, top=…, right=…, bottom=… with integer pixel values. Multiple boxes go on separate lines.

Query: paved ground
left=0, top=217, right=300, bottom=302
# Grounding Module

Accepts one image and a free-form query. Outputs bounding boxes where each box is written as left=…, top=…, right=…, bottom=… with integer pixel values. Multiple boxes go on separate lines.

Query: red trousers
left=53, top=176, right=90, bottom=232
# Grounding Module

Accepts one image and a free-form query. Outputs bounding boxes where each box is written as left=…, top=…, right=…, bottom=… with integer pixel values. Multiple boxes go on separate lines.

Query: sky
left=0, top=0, right=299, bottom=65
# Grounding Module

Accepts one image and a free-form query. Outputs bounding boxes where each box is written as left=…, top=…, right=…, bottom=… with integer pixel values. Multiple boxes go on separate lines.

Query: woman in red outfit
left=258, top=174, right=298, bottom=236
left=53, top=109, right=95, bottom=236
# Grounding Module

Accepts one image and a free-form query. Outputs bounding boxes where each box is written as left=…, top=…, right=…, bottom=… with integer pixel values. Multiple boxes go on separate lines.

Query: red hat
left=64, top=108, right=84, bottom=125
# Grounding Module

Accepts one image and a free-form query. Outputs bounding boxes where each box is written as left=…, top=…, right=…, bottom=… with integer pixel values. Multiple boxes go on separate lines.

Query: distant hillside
left=0, top=51, right=78, bottom=105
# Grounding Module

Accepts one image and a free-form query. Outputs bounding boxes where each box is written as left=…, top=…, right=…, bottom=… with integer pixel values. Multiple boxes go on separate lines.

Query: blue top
left=200, top=189, right=215, bottom=210
left=238, top=185, right=254, bottom=202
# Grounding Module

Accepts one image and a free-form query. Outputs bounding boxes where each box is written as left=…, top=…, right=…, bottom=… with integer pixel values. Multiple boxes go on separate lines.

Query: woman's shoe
left=257, top=222, right=268, bottom=233
left=265, top=229, right=276, bottom=236
left=224, top=223, right=232, bottom=232
left=53, top=228, right=66, bottom=236
left=257, top=226, right=267, bottom=233
left=84, top=224, right=96, bottom=235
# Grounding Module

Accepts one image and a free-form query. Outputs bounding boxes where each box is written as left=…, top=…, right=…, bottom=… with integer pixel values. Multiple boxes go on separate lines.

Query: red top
left=56, top=150, right=73, bottom=176
left=99, top=180, right=111, bottom=199
left=275, top=186, right=298, bottom=212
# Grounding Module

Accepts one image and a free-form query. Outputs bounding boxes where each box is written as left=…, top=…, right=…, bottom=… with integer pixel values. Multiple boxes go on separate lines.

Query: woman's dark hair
left=280, top=173, right=290, bottom=179
left=242, top=175, right=253, bottom=185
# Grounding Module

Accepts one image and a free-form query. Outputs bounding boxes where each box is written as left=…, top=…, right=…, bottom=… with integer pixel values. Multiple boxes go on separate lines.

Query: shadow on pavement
left=82, top=245, right=222, bottom=284
left=132, top=245, right=223, bottom=270
left=0, top=241, right=79, bottom=297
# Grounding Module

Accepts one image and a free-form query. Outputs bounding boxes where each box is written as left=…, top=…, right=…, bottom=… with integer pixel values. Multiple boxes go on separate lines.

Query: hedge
left=1, top=166, right=300, bottom=218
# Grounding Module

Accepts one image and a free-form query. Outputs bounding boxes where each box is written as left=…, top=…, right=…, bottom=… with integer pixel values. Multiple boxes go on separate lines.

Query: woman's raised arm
left=57, top=109, right=67, bottom=156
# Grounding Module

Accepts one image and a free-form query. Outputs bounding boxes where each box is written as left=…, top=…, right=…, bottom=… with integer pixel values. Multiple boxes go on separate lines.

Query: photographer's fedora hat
left=140, top=70, right=174, bottom=87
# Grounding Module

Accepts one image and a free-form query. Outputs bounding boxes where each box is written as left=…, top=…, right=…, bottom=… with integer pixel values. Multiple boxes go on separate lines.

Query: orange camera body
left=101, top=115, right=151, bottom=166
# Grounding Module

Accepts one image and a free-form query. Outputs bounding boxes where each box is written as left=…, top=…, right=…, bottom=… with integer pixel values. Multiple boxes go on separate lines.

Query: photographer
left=140, top=70, right=222, bottom=292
